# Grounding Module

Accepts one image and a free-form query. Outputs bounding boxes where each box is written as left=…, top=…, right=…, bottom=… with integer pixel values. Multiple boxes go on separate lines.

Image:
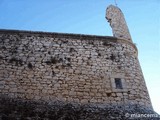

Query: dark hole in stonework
left=59, top=58, right=63, bottom=62
left=27, top=35, right=31, bottom=37
left=115, top=78, right=123, bottom=89
left=98, top=53, right=101, bottom=56
left=52, top=71, right=55, bottom=76
left=45, top=61, right=51, bottom=65
left=9, top=57, right=17, bottom=63
left=28, top=63, right=33, bottom=69
left=67, top=63, right=71, bottom=67
left=48, top=51, right=51, bottom=54
left=110, top=54, right=115, bottom=61
left=107, top=93, right=111, bottom=97
left=62, top=40, right=68, bottom=43
left=69, top=48, right=76, bottom=52
left=67, top=58, right=71, bottom=62
left=24, top=45, right=28, bottom=49
left=43, top=45, right=46, bottom=48
left=9, top=57, right=23, bottom=66
left=9, top=48, right=17, bottom=53
left=51, top=57, right=58, bottom=64
left=61, top=65, right=66, bottom=69
left=2, top=46, right=6, bottom=50
left=103, top=41, right=113, bottom=46
left=103, top=41, right=110, bottom=46
left=19, top=34, right=24, bottom=38
left=18, top=59, right=23, bottom=66
left=0, top=56, right=3, bottom=59
left=117, top=66, right=121, bottom=70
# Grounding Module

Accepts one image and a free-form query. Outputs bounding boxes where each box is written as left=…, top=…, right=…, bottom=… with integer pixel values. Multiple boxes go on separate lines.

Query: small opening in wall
left=107, top=93, right=111, bottom=97
left=28, top=62, right=33, bottom=69
left=115, top=78, right=123, bottom=89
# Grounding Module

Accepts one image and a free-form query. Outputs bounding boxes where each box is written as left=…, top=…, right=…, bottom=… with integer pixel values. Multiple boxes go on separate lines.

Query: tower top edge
left=106, top=4, right=121, bottom=11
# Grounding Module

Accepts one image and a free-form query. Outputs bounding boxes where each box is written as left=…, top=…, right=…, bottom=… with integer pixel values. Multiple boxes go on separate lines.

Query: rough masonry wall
left=0, top=30, right=152, bottom=108
left=106, top=5, right=132, bottom=41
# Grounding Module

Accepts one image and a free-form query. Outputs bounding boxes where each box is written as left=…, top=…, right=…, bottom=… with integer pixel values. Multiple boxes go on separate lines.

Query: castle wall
left=0, top=30, right=152, bottom=108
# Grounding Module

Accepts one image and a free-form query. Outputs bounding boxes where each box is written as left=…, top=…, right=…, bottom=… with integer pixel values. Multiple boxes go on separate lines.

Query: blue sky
left=0, top=0, right=160, bottom=114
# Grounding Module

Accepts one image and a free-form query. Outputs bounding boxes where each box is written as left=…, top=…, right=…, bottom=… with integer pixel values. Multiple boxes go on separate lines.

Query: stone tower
left=106, top=5, right=132, bottom=41
left=105, top=5, right=152, bottom=108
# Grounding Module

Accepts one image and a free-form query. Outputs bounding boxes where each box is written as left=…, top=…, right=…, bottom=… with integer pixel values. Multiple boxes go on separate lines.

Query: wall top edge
left=0, top=29, right=116, bottom=40
left=0, top=29, right=137, bottom=52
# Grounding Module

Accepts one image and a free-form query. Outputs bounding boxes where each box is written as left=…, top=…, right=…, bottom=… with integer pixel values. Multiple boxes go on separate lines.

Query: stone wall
left=0, top=29, right=152, bottom=109
left=0, top=96, right=158, bottom=120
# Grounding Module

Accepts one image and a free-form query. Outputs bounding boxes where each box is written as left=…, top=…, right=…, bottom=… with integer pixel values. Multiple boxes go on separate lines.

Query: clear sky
left=0, top=0, right=160, bottom=114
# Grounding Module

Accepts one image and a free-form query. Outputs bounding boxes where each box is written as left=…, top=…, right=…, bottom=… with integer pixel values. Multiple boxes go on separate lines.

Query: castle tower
left=105, top=5, right=153, bottom=108
left=106, top=5, right=132, bottom=41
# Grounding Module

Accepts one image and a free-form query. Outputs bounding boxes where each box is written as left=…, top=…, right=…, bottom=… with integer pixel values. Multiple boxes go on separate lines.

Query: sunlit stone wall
left=0, top=30, right=152, bottom=109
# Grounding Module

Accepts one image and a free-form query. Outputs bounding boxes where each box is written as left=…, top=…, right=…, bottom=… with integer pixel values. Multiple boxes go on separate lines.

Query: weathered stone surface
left=0, top=29, right=151, bottom=109
left=106, top=5, right=132, bottom=41
left=0, top=96, right=159, bottom=120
